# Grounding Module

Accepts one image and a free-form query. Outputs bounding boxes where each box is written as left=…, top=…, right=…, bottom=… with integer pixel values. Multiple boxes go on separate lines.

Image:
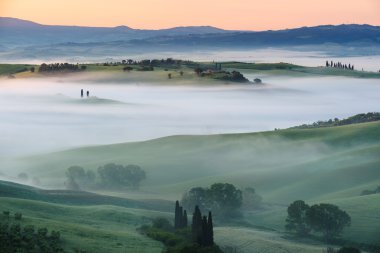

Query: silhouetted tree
left=285, top=200, right=311, bottom=236
left=307, top=203, right=351, bottom=241
left=337, top=247, right=361, bottom=253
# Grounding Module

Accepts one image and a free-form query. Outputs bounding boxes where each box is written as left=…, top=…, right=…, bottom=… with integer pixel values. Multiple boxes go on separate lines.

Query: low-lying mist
left=0, top=73, right=379, bottom=158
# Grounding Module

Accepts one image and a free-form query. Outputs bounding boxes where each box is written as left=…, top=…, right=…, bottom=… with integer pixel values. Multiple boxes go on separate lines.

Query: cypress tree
left=192, top=206, right=202, bottom=244
left=179, top=206, right=183, bottom=228
left=183, top=210, right=188, bottom=228
left=175, top=200, right=180, bottom=229
left=207, top=211, right=214, bottom=246
left=201, top=216, right=208, bottom=245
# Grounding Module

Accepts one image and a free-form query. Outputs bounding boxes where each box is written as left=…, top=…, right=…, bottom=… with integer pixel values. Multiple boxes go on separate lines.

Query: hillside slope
left=13, top=121, right=380, bottom=204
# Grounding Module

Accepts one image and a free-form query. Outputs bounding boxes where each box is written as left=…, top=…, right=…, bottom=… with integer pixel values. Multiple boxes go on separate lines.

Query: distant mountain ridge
left=0, top=17, right=229, bottom=47
left=1, top=17, right=380, bottom=60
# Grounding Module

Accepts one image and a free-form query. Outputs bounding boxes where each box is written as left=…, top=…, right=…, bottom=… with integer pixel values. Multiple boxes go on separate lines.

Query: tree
left=97, top=163, right=146, bottom=190
left=209, top=183, right=242, bottom=217
left=242, top=187, right=262, bottom=210
left=307, top=203, right=351, bottom=241
left=285, top=200, right=311, bottom=236
left=182, top=183, right=242, bottom=218
left=207, top=211, right=214, bottom=246
left=337, top=247, right=361, bottom=253
left=65, top=166, right=95, bottom=190
left=17, top=172, right=28, bottom=181
left=192, top=205, right=203, bottom=244
left=175, top=200, right=180, bottom=229
left=183, top=210, right=188, bottom=228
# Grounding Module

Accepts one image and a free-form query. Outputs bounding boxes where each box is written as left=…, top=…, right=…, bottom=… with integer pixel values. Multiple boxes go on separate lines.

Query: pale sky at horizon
left=1, top=0, right=379, bottom=30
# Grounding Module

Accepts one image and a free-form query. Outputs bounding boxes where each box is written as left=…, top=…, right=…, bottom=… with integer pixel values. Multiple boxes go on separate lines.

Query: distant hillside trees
left=326, top=60, right=354, bottom=71
left=291, top=112, right=380, bottom=129
left=64, top=163, right=146, bottom=191
left=38, top=63, right=86, bottom=73
left=242, top=187, right=263, bottom=210
left=360, top=186, right=380, bottom=196
left=286, top=201, right=351, bottom=241
left=97, top=163, right=146, bottom=190
left=182, top=183, right=242, bottom=218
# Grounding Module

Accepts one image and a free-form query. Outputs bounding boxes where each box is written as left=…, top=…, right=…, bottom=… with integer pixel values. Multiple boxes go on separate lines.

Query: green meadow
left=1, top=121, right=377, bottom=251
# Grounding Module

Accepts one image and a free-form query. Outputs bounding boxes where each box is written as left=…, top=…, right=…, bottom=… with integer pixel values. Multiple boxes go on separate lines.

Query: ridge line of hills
left=1, top=17, right=380, bottom=54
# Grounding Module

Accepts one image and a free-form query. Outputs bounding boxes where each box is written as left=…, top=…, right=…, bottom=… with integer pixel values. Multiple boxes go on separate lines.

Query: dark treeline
left=39, top=63, right=86, bottom=73
left=326, top=60, right=354, bottom=70
left=0, top=211, right=64, bottom=253
left=291, top=112, right=380, bottom=129
left=65, top=163, right=146, bottom=191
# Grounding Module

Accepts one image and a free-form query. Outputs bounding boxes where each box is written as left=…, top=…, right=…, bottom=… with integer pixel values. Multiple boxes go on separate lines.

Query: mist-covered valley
left=1, top=73, right=379, bottom=157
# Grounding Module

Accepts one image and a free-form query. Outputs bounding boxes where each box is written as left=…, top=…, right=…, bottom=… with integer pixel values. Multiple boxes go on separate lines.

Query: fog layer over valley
left=1, top=74, right=380, bottom=157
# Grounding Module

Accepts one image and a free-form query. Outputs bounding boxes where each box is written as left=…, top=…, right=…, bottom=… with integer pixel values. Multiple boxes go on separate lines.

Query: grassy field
left=16, top=121, right=380, bottom=200
left=0, top=196, right=166, bottom=253
left=221, top=62, right=380, bottom=78
left=2, top=121, right=380, bottom=250
left=215, top=227, right=329, bottom=253
left=0, top=63, right=35, bottom=75
left=1, top=62, right=380, bottom=80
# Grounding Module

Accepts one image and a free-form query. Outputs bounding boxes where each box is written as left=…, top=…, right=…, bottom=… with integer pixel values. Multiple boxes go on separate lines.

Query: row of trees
left=174, top=201, right=188, bottom=229
left=326, top=61, right=354, bottom=70
left=291, top=112, right=380, bottom=129
left=65, top=163, right=146, bottom=191
left=39, top=63, right=86, bottom=72
left=174, top=201, right=214, bottom=247
left=191, top=206, right=214, bottom=247
left=1, top=211, right=64, bottom=253
left=285, top=200, right=351, bottom=241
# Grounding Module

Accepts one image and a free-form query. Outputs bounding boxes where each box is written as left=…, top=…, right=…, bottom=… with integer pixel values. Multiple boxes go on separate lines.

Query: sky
left=1, top=0, right=380, bottom=30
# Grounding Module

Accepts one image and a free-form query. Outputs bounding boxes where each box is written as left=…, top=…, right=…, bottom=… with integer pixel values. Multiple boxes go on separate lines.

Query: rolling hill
left=2, top=121, right=380, bottom=249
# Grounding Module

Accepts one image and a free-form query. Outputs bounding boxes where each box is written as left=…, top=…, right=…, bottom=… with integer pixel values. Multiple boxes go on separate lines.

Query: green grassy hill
left=0, top=196, right=166, bottom=253
left=17, top=121, right=380, bottom=202
left=5, top=121, right=380, bottom=247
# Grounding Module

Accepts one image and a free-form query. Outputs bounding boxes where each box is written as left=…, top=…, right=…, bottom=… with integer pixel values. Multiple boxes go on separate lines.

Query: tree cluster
left=181, top=183, right=243, bottom=218
left=191, top=206, right=214, bottom=247
left=360, top=186, right=380, bottom=196
left=326, top=61, right=354, bottom=70
left=291, top=112, right=380, bottom=129
left=139, top=201, right=221, bottom=253
left=65, top=163, right=146, bottom=191
left=174, top=201, right=188, bottom=229
left=38, top=63, right=86, bottom=73
left=286, top=200, right=351, bottom=241
left=1, top=211, right=64, bottom=253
